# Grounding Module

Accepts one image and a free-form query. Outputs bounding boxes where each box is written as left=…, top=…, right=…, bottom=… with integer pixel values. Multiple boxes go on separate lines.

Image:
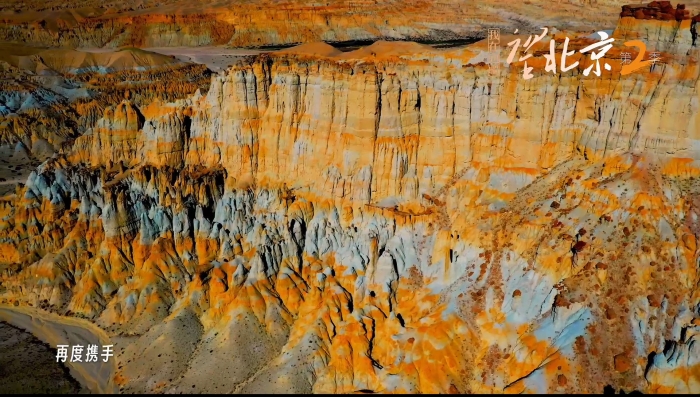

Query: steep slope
left=1, top=3, right=700, bottom=394
left=0, top=45, right=210, bottom=198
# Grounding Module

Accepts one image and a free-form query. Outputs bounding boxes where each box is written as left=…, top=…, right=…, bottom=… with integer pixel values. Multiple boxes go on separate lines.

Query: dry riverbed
left=0, top=306, right=119, bottom=394
left=0, top=321, right=84, bottom=393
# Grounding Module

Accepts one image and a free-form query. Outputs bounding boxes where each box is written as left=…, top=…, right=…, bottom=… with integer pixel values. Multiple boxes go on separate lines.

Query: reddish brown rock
left=621, top=1, right=694, bottom=21
left=558, top=374, right=568, bottom=387
left=614, top=354, right=632, bottom=373
left=1, top=9, right=700, bottom=395
left=648, top=294, right=662, bottom=308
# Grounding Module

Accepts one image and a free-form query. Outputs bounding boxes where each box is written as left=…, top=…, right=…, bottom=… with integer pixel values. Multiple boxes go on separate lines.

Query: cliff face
left=614, top=1, right=700, bottom=54
left=2, top=11, right=700, bottom=395
left=0, top=47, right=211, bottom=153
left=66, top=39, right=700, bottom=202
left=0, top=0, right=637, bottom=49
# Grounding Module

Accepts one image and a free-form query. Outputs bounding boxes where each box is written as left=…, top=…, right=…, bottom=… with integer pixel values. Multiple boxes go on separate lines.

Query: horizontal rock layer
left=0, top=0, right=637, bottom=48
left=1, top=11, right=700, bottom=395
left=68, top=36, right=700, bottom=206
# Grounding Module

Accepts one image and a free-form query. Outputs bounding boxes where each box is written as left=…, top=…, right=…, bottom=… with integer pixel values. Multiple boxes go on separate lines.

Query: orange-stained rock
left=558, top=374, right=568, bottom=386
left=1, top=6, right=700, bottom=395
left=0, top=0, right=649, bottom=48
left=614, top=354, right=632, bottom=373
left=621, top=1, right=692, bottom=21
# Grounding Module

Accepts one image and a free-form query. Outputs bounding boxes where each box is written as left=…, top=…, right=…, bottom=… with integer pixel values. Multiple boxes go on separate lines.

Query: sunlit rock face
left=614, top=1, right=700, bottom=54
left=2, top=9, right=700, bottom=394
left=0, top=0, right=653, bottom=49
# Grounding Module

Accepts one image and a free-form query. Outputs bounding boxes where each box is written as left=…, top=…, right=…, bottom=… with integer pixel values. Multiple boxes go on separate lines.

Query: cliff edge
left=0, top=3, right=699, bottom=394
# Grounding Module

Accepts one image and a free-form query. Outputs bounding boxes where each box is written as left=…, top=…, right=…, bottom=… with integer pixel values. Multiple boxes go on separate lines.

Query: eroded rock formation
left=1, top=4, right=700, bottom=395
left=621, top=1, right=692, bottom=21
left=0, top=0, right=641, bottom=49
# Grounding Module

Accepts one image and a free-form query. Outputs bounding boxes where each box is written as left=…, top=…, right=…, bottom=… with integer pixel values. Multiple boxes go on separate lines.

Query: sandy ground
left=84, top=41, right=479, bottom=74
left=0, top=321, right=84, bottom=393
left=77, top=47, right=127, bottom=53
left=143, top=46, right=269, bottom=72
left=0, top=306, right=118, bottom=394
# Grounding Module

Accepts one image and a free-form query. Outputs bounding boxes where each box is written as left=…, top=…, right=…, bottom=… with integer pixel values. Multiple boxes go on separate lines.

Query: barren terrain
left=0, top=1, right=700, bottom=395
left=0, top=321, right=83, bottom=393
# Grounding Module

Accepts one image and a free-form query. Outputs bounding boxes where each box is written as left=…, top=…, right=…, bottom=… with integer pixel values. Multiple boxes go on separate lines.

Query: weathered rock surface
left=0, top=0, right=665, bottom=49
left=1, top=3, right=700, bottom=395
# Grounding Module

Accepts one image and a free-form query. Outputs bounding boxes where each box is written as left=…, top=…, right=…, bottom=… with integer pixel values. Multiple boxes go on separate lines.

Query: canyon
left=0, top=1, right=700, bottom=394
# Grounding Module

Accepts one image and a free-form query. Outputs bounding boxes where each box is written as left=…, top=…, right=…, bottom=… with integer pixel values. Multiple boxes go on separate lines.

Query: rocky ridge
left=0, top=50, right=211, bottom=184
left=0, top=46, right=212, bottom=202
left=0, top=0, right=651, bottom=49
left=0, top=3, right=700, bottom=394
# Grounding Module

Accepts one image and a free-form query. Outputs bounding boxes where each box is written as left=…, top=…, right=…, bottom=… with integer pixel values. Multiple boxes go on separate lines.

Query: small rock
left=614, top=353, right=632, bottom=373
left=557, top=374, right=568, bottom=386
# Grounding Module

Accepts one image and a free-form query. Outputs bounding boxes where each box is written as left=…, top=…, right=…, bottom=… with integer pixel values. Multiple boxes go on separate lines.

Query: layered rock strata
left=0, top=0, right=635, bottom=49
left=615, top=1, right=700, bottom=52
left=1, top=13, right=700, bottom=396
left=621, top=1, right=692, bottom=21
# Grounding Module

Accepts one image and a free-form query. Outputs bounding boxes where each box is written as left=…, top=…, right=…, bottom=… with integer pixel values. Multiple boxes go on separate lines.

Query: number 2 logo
left=621, top=40, right=652, bottom=75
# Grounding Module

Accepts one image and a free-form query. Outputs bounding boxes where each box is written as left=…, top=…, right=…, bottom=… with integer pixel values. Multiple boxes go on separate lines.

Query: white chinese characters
left=507, top=28, right=548, bottom=80
left=71, top=345, right=83, bottom=362
left=56, top=344, right=114, bottom=363
left=579, top=31, right=615, bottom=76
left=506, top=29, right=660, bottom=79
left=620, top=52, right=632, bottom=65
left=86, top=344, right=99, bottom=362
left=487, top=28, right=501, bottom=76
